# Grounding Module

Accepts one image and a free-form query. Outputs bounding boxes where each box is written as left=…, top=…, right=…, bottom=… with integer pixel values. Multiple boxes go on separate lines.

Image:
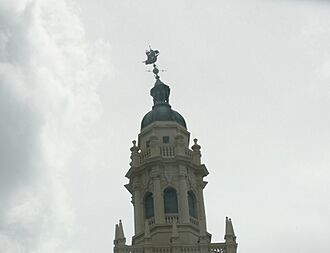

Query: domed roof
left=141, top=103, right=186, bottom=130
left=141, top=75, right=187, bottom=130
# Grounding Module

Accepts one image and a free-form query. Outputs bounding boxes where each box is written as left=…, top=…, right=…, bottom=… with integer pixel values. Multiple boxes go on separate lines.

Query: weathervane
left=143, top=46, right=164, bottom=79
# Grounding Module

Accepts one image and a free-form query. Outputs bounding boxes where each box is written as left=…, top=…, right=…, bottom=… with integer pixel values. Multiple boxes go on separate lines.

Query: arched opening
left=164, top=187, right=178, bottom=213
left=188, top=191, right=197, bottom=218
left=144, top=192, right=154, bottom=219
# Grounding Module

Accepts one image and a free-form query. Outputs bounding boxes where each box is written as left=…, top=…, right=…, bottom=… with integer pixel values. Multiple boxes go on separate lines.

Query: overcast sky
left=0, top=0, right=330, bottom=252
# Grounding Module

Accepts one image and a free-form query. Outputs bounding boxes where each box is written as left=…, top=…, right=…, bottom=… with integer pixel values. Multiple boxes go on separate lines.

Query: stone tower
left=114, top=55, right=238, bottom=253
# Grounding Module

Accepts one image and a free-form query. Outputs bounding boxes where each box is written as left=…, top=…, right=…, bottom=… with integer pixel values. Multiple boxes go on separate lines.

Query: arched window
left=144, top=192, right=154, bottom=219
left=188, top=191, right=197, bottom=218
left=164, top=187, right=178, bottom=213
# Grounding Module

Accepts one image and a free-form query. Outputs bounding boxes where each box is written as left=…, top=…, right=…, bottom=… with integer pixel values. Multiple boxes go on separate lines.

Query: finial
left=117, top=219, right=125, bottom=239
left=153, top=65, right=160, bottom=77
left=114, top=220, right=126, bottom=246
left=192, top=138, right=201, bottom=151
left=225, top=217, right=236, bottom=241
left=130, top=140, right=139, bottom=153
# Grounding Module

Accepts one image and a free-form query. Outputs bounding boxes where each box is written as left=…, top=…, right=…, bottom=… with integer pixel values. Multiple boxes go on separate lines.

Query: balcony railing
left=181, top=247, right=199, bottom=253
left=189, top=217, right=199, bottom=226
left=161, top=146, right=175, bottom=157
left=117, top=243, right=227, bottom=253
left=165, top=214, right=179, bottom=224
left=125, top=246, right=144, bottom=253
left=148, top=217, right=156, bottom=226
left=209, top=243, right=226, bottom=253
left=153, top=247, right=171, bottom=253
left=140, top=148, right=151, bottom=163
left=138, top=145, right=194, bottom=164
left=147, top=215, right=199, bottom=228
left=184, top=148, right=193, bottom=158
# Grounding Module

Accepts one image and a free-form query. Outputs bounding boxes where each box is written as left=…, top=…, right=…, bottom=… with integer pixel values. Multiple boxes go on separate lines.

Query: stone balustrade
left=140, top=149, right=151, bottom=163
left=152, top=247, right=171, bottom=253
left=184, top=149, right=193, bottom=159
left=161, top=146, right=175, bottom=157
left=189, top=217, right=199, bottom=226
left=138, top=145, right=195, bottom=165
left=209, top=243, right=226, bottom=253
left=148, top=217, right=155, bottom=226
left=181, top=246, right=199, bottom=253
left=117, top=243, right=227, bottom=253
left=146, top=215, right=200, bottom=229
left=164, top=214, right=179, bottom=224
left=126, top=246, right=144, bottom=253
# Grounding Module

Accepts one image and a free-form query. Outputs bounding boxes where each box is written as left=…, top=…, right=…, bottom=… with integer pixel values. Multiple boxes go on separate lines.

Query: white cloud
left=0, top=0, right=112, bottom=252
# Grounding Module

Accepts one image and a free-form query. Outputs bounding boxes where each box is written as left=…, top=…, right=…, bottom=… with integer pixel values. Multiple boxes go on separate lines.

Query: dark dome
left=141, top=103, right=186, bottom=130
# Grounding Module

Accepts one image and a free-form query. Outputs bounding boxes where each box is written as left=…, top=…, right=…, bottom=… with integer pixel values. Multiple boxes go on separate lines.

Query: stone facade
left=114, top=75, right=238, bottom=253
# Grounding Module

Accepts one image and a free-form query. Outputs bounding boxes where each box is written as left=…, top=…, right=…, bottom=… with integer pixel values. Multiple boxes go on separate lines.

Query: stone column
left=178, top=166, right=189, bottom=223
left=133, top=187, right=144, bottom=235
left=197, top=185, right=207, bottom=236
left=153, top=175, right=165, bottom=223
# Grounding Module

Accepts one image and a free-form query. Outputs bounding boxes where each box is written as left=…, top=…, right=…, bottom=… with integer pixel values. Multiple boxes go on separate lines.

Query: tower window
left=163, top=136, right=170, bottom=144
left=164, top=187, right=178, bottom=213
left=146, top=140, right=150, bottom=148
left=144, top=192, right=154, bottom=219
left=188, top=191, right=197, bottom=218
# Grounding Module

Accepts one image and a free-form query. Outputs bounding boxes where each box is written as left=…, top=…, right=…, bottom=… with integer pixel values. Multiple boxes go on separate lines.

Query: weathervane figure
left=143, top=47, right=159, bottom=65
left=143, top=46, right=163, bottom=79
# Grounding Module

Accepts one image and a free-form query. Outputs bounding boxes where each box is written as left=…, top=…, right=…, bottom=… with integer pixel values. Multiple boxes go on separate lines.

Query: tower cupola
left=141, top=78, right=186, bottom=130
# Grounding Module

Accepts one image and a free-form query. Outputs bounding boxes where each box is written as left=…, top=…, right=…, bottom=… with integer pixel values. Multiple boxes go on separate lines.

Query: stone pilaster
left=133, top=186, right=144, bottom=235
left=178, top=166, right=189, bottom=223
left=144, top=220, right=152, bottom=253
left=197, top=185, right=207, bottom=236
left=171, top=220, right=181, bottom=253
left=150, top=135, right=160, bottom=157
left=175, top=134, right=185, bottom=156
left=152, top=168, right=165, bottom=224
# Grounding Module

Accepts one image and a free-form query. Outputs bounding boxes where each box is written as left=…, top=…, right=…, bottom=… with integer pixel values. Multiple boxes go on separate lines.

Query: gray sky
left=0, top=0, right=330, bottom=252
